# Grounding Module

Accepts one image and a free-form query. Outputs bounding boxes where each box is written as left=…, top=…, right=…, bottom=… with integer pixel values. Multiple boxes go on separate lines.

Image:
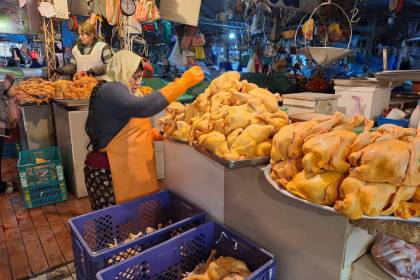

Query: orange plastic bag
left=134, top=0, right=160, bottom=22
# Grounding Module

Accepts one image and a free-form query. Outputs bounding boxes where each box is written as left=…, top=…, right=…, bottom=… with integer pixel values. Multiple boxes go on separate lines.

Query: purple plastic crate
left=97, top=222, right=276, bottom=280
left=69, top=190, right=205, bottom=280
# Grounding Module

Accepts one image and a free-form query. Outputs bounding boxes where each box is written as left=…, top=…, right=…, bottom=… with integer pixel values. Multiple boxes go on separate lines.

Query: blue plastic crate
left=97, top=222, right=276, bottom=280
left=21, top=181, right=67, bottom=209
left=69, top=190, right=205, bottom=280
left=17, top=147, right=65, bottom=189
left=376, top=117, right=409, bottom=128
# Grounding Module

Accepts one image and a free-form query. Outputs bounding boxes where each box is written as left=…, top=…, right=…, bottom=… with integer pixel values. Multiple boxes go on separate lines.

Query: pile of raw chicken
left=159, top=72, right=289, bottom=161
left=9, top=73, right=98, bottom=104
left=270, top=112, right=420, bottom=220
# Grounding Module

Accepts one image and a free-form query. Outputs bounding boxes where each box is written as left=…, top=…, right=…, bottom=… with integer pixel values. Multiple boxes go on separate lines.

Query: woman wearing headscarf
left=84, top=50, right=204, bottom=209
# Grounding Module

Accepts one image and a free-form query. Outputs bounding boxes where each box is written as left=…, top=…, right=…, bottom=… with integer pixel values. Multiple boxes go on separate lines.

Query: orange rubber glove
left=152, top=128, right=164, bottom=141
left=160, top=66, right=204, bottom=103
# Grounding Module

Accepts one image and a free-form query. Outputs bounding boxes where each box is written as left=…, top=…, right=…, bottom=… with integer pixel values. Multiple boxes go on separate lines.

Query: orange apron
left=103, top=117, right=158, bottom=203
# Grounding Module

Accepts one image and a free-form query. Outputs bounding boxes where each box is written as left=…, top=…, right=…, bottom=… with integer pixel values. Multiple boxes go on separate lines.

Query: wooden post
left=43, top=17, right=57, bottom=81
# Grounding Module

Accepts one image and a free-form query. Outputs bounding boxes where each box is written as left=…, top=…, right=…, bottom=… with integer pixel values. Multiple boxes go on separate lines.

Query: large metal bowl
left=298, top=47, right=352, bottom=67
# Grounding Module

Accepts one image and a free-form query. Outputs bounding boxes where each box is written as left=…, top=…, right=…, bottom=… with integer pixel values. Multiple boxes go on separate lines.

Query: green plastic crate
left=18, top=147, right=65, bottom=189
left=22, top=181, right=67, bottom=209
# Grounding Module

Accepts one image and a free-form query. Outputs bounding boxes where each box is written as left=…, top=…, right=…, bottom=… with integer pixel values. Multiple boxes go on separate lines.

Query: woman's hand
left=180, top=66, right=204, bottom=88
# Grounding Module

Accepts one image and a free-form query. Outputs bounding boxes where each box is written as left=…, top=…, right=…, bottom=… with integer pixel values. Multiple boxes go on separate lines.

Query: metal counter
left=53, top=102, right=89, bottom=198
left=164, top=140, right=374, bottom=280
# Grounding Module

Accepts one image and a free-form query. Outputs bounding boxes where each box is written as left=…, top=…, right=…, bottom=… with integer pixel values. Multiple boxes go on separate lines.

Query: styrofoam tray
left=264, top=165, right=420, bottom=223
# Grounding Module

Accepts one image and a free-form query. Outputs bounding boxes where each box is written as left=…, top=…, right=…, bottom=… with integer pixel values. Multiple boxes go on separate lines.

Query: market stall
left=1, top=0, right=420, bottom=280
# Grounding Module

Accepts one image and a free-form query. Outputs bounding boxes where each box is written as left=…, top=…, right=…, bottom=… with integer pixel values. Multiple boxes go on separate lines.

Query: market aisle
left=0, top=192, right=91, bottom=280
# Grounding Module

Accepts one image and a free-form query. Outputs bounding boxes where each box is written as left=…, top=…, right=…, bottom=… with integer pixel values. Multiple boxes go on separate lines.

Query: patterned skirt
left=84, top=151, right=116, bottom=211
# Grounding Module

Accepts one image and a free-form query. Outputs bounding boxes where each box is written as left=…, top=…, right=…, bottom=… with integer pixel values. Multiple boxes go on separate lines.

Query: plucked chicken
left=334, top=177, right=417, bottom=219
left=270, top=159, right=302, bottom=186
left=286, top=170, right=344, bottom=206
left=160, top=71, right=288, bottom=160
left=403, top=129, right=420, bottom=186
left=395, top=187, right=420, bottom=219
left=183, top=250, right=251, bottom=280
left=302, top=130, right=357, bottom=174
left=226, top=124, right=274, bottom=159
left=349, top=139, right=411, bottom=185
left=350, top=119, right=374, bottom=153
left=198, top=131, right=230, bottom=158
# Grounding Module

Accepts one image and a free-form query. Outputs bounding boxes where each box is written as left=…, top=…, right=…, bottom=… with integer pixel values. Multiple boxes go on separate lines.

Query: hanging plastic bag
left=134, top=0, right=160, bottom=22
left=168, top=40, right=183, bottom=68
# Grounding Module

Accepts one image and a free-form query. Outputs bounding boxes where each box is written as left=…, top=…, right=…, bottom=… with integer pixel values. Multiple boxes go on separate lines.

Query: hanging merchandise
left=162, top=20, right=173, bottom=44
left=247, top=53, right=256, bottom=73
left=180, top=25, right=198, bottom=50
left=302, top=18, right=314, bottom=41
left=160, top=0, right=202, bottom=26
left=68, top=15, right=78, bottom=32
left=328, top=23, right=342, bottom=42
left=134, top=0, right=160, bottom=22
left=236, top=0, right=244, bottom=13
left=143, top=22, right=157, bottom=31
left=106, top=0, right=121, bottom=25
left=195, top=46, right=205, bottom=60
left=192, top=32, right=206, bottom=48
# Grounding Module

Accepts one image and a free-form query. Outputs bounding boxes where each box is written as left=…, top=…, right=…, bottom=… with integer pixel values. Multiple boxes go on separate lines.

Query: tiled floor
left=0, top=191, right=91, bottom=280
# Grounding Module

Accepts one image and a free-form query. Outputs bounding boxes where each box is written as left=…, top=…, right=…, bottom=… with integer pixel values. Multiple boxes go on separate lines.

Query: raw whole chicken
left=349, top=139, right=411, bottom=185
left=286, top=170, right=344, bottom=206
left=227, top=124, right=274, bottom=159
left=159, top=71, right=289, bottom=160
left=225, top=105, right=253, bottom=134
left=334, top=177, right=417, bottom=219
left=395, top=186, right=420, bottom=219
left=270, top=158, right=302, bottom=186
left=198, top=131, right=229, bottom=158
left=403, top=129, right=420, bottom=186
left=271, top=112, right=344, bottom=162
left=302, top=130, right=357, bottom=174
left=350, top=119, right=374, bottom=153
left=372, top=124, right=416, bottom=143
left=255, top=140, right=272, bottom=157
left=332, top=115, right=364, bottom=131
left=172, top=121, right=190, bottom=142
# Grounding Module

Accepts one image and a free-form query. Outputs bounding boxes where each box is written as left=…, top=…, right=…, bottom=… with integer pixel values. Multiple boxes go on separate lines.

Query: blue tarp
left=0, top=33, right=28, bottom=43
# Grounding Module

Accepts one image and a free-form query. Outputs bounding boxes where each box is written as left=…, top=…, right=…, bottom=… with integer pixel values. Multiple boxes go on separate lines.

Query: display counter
left=53, top=102, right=89, bottom=198
left=164, top=140, right=375, bottom=280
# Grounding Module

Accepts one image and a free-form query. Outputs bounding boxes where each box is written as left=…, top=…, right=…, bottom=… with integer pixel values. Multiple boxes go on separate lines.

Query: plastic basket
left=17, top=147, right=65, bottom=189
left=22, top=181, right=67, bottom=209
left=97, top=222, right=276, bottom=280
left=69, top=190, right=205, bottom=280
left=376, top=117, right=409, bottom=128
